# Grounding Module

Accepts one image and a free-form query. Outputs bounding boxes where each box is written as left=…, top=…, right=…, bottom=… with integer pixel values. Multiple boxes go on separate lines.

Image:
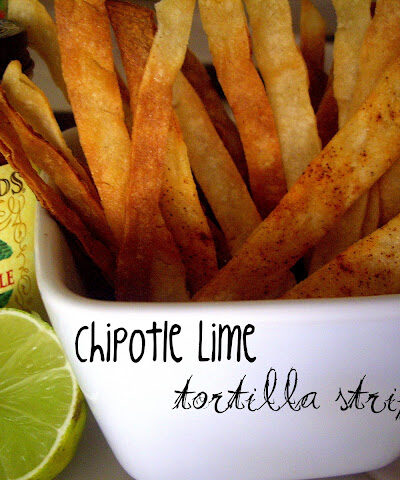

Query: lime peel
left=0, top=308, right=86, bottom=480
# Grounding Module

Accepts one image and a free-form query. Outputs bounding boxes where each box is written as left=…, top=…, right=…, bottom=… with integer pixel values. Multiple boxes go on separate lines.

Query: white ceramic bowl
left=36, top=129, right=400, bottom=480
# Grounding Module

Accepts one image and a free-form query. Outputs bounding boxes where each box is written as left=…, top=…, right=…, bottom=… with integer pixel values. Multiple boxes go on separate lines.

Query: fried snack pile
left=2, top=0, right=400, bottom=301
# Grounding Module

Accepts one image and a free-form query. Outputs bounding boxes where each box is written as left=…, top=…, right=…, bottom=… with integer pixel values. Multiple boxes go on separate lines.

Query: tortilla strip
left=194, top=59, right=400, bottom=301
left=116, top=71, right=133, bottom=134
left=348, top=0, right=400, bottom=118
left=361, top=182, right=380, bottom=237
left=2, top=61, right=69, bottom=158
left=380, top=161, right=400, bottom=226
left=347, top=0, right=400, bottom=230
left=107, top=2, right=157, bottom=109
left=300, top=0, right=326, bottom=75
left=8, top=0, right=68, bottom=99
left=2, top=60, right=98, bottom=201
left=173, top=72, right=261, bottom=254
left=0, top=111, right=114, bottom=282
left=0, top=89, right=114, bottom=250
left=107, top=2, right=190, bottom=297
left=332, top=0, right=371, bottom=127
left=198, top=0, right=285, bottom=216
left=182, top=49, right=248, bottom=183
left=316, top=80, right=338, bottom=148
left=283, top=213, right=400, bottom=299
left=310, top=0, right=399, bottom=272
left=146, top=211, right=189, bottom=302
left=245, top=0, right=321, bottom=189
left=116, top=0, right=195, bottom=301
left=108, top=0, right=213, bottom=296
left=308, top=195, right=368, bottom=274
left=300, top=0, right=328, bottom=111
left=162, top=115, right=218, bottom=293
left=55, top=0, right=131, bottom=243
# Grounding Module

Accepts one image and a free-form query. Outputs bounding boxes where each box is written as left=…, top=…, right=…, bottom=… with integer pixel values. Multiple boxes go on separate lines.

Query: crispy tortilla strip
left=283, top=213, right=400, bottom=299
left=116, top=71, right=133, bottom=134
left=198, top=0, right=285, bottom=216
left=182, top=49, right=248, bottom=182
left=174, top=72, right=261, bottom=254
left=116, top=0, right=195, bottom=301
left=2, top=61, right=69, bottom=156
left=346, top=0, right=400, bottom=229
left=308, top=195, right=368, bottom=274
left=0, top=110, right=114, bottom=282
left=8, top=0, right=67, bottom=99
left=362, top=182, right=380, bottom=237
left=108, top=0, right=214, bottom=295
left=245, top=0, right=321, bottom=189
left=162, top=115, right=218, bottom=294
left=311, top=0, right=399, bottom=271
left=300, top=0, right=326, bottom=77
left=316, top=80, right=338, bottom=148
left=0, top=88, right=115, bottom=249
left=332, top=0, right=371, bottom=127
left=300, top=0, right=328, bottom=110
left=2, top=60, right=98, bottom=201
left=107, top=2, right=157, bottom=109
left=55, top=0, right=131, bottom=243
left=380, top=161, right=400, bottom=226
left=194, top=59, right=400, bottom=301
left=348, top=0, right=400, bottom=118
left=107, top=1, right=155, bottom=133
left=149, top=211, right=189, bottom=302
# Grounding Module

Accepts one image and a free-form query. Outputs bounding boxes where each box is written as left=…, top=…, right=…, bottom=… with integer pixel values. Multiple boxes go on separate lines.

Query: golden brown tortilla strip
left=0, top=89, right=115, bottom=250
left=149, top=211, right=190, bottom=302
left=198, top=0, right=286, bottom=216
left=194, top=59, right=400, bottom=301
left=361, top=182, right=380, bottom=237
left=108, top=0, right=216, bottom=295
left=311, top=0, right=399, bottom=271
left=348, top=0, right=400, bottom=118
left=332, top=0, right=371, bottom=127
left=109, top=3, right=157, bottom=105
left=244, top=0, right=321, bottom=189
left=346, top=0, right=400, bottom=230
left=283, top=213, right=400, bottom=299
left=2, top=61, right=69, bottom=158
left=8, top=0, right=68, bottom=99
left=116, top=0, right=195, bottom=301
left=182, top=49, right=248, bottom=183
left=300, top=0, right=328, bottom=110
left=107, top=1, right=156, bottom=132
left=300, top=0, right=326, bottom=75
left=316, top=81, right=338, bottom=148
left=308, top=195, right=368, bottom=274
left=162, top=114, right=218, bottom=294
left=2, top=60, right=99, bottom=202
left=173, top=72, right=262, bottom=254
left=380, top=160, right=400, bottom=226
left=55, top=0, right=131, bottom=243
left=0, top=111, right=114, bottom=282
left=116, top=71, right=133, bottom=134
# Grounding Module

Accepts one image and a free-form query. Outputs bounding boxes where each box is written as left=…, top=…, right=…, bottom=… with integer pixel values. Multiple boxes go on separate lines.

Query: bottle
left=0, top=19, right=43, bottom=314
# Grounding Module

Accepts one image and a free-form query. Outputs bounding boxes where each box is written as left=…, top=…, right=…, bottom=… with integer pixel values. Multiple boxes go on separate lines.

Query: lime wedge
left=0, top=309, right=86, bottom=480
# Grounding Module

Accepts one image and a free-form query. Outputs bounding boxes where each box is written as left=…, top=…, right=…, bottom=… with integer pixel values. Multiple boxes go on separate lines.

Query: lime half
left=0, top=309, right=86, bottom=480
